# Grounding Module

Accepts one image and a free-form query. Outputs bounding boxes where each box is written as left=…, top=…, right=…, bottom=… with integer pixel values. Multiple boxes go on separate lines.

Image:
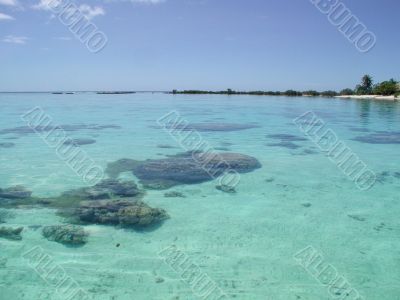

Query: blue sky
left=0, top=0, right=399, bottom=92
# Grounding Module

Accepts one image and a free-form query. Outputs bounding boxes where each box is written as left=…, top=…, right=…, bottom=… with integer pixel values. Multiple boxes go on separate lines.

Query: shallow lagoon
left=0, top=93, right=400, bottom=299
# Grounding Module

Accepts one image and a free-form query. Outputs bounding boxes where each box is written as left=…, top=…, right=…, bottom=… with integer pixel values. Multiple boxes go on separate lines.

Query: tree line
left=171, top=75, right=399, bottom=97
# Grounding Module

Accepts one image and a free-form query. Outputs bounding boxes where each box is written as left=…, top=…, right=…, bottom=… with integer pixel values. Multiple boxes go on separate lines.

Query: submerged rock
left=74, top=200, right=168, bottom=228
left=157, top=144, right=176, bottom=149
left=142, top=180, right=177, bottom=190
left=352, top=131, right=400, bottom=144
left=266, top=134, right=307, bottom=149
left=216, top=185, right=236, bottom=194
left=348, top=214, right=366, bottom=222
left=42, top=225, right=88, bottom=245
left=0, top=142, right=15, bottom=148
left=0, top=186, right=32, bottom=199
left=126, top=151, right=261, bottom=189
left=266, top=141, right=301, bottom=149
left=266, top=134, right=307, bottom=142
left=265, top=177, right=275, bottom=183
left=63, top=138, right=96, bottom=146
left=106, top=158, right=140, bottom=179
left=105, top=152, right=261, bottom=190
left=62, top=179, right=141, bottom=200
left=301, top=148, right=319, bottom=155
left=0, top=226, right=23, bottom=240
left=164, top=191, right=185, bottom=198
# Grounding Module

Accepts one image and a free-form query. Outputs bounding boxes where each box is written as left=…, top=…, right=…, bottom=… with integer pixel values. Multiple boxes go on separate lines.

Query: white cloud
left=33, top=1, right=105, bottom=20
left=33, top=0, right=62, bottom=11
left=3, top=35, right=28, bottom=44
left=0, top=0, right=18, bottom=6
left=0, top=12, right=14, bottom=20
left=78, top=4, right=105, bottom=20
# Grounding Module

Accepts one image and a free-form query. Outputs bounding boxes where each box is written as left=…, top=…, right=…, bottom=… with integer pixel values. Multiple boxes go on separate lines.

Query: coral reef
left=62, top=179, right=142, bottom=200
left=105, top=152, right=261, bottom=190
left=105, top=158, right=140, bottom=179
left=42, top=225, right=88, bottom=245
left=0, top=226, right=23, bottom=240
left=74, top=200, right=169, bottom=228
left=109, top=151, right=262, bottom=189
left=0, top=186, right=32, bottom=199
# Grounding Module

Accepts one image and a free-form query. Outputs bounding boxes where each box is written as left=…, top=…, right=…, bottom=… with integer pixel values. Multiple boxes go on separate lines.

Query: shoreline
left=335, top=95, right=399, bottom=101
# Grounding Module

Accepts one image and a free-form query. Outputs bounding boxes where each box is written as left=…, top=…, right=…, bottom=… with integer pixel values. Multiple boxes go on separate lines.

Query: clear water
left=0, top=93, right=399, bottom=299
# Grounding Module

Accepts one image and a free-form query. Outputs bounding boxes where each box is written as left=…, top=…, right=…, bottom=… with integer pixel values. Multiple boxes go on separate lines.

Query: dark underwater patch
left=265, top=133, right=309, bottom=149
left=42, top=225, right=88, bottom=246
left=0, top=186, right=32, bottom=199
left=266, top=141, right=302, bottom=149
left=62, top=179, right=142, bottom=200
left=74, top=200, right=169, bottom=229
left=266, top=134, right=308, bottom=142
left=106, top=151, right=261, bottom=189
left=352, top=131, right=400, bottom=144
left=291, top=148, right=320, bottom=155
left=0, top=179, right=169, bottom=232
left=63, top=138, right=96, bottom=146
left=375, top=171, right=400, bottom=184
left=0, top=124, right=121, bottom=136
left=0, top=142, right=15, bottom=148
left=157, top=144, right=177, bottom=149
left=0, top=226, right=23, bottom=241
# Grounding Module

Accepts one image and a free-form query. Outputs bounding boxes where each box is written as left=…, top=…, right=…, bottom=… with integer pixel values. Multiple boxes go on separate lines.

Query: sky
left=0, top=0, right=399, bottom=92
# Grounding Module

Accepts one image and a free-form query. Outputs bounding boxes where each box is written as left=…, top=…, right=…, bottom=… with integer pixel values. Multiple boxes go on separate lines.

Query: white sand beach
left=336, top=95, right=399, bottom=101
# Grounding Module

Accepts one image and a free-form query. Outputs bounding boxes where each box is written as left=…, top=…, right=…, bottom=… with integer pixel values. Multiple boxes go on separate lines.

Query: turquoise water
left=0, top=93, right=399, bottom=299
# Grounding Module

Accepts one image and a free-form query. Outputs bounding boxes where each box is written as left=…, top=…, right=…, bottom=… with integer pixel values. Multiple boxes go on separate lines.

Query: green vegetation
left=320, top=90, right=338, bottom=97
left=355, top=75, right=374, bottom=95
left=171, top=75, right=399, bottom=98
left=373, top=79, right=398, bottom=96
left=284, top=90, right=302, bottom=97
left=340, top=88, right=354, bottom=95
left=303, top=90, right=319, bottom=96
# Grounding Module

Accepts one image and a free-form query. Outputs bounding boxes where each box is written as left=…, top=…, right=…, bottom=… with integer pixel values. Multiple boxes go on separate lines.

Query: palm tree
left=355, top=74, right=373, bottom=95
left=362, top=75, right=373, bottom=91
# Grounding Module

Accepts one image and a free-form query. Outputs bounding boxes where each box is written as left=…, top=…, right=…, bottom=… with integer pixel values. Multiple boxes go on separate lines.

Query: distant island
left=96, top=91, right=136, bottom=95
left=171, top=75, right=400, bottom=101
